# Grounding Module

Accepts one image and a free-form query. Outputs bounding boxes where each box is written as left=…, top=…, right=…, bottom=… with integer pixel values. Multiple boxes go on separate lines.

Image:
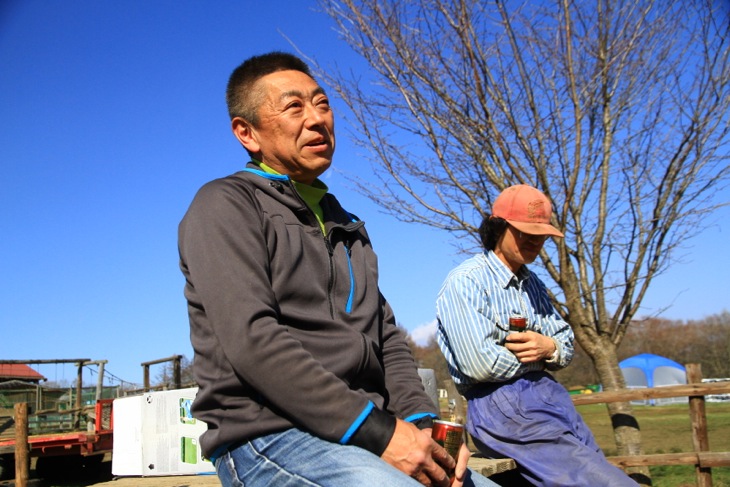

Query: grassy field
left=576, top=402, right=730, bottom=487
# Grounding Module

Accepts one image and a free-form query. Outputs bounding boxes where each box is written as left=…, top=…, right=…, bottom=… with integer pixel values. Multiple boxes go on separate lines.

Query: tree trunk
left=590, top=337, right=651, bottom=485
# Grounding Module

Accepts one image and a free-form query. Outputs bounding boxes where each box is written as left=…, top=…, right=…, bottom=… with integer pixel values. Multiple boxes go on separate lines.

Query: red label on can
left=509, top=314, right=527, bottom=332
left=431, top=420, right=464, bottom=461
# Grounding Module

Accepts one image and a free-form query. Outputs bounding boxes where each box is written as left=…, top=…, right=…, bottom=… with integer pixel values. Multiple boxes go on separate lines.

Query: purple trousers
left=466, top=372, right=638, bottom=487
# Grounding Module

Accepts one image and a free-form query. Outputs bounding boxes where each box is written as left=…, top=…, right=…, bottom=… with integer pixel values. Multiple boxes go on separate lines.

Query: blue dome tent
left=619, top=353, right=687, bottom=405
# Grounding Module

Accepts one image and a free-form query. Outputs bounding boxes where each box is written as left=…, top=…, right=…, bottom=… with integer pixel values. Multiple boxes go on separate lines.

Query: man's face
left=240, top=70, right=335, bottom=184
left=494, top=225, right=547, bottom=273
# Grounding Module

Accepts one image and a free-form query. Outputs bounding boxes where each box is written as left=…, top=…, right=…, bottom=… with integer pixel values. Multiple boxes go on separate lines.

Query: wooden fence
left=571, top=364, right=730, bottom=487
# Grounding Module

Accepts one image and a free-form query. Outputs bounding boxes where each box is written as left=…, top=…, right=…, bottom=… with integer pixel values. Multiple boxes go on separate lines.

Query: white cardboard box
left=112, top=387, right=216, bottom=477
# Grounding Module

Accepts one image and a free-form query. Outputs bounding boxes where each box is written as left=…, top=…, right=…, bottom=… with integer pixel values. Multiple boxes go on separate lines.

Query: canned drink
left=431, top=419, right=464, bottom=461
left=509, top=313, right=527, bottom=332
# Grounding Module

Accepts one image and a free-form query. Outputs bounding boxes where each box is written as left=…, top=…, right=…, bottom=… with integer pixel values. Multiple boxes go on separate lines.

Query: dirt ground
left=0, top=476, right=220, bottom=487
left=91, top=474, right=221, bottom=487
left=0, top=458, right=222, bottom=487
left=90, top=458, right=221, bottom=487
left=3, top=454, right=511, bottom=487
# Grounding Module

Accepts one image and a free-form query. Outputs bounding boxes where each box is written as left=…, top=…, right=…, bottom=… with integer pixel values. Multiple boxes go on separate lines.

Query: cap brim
left=508, top=220, right=564, bottom=238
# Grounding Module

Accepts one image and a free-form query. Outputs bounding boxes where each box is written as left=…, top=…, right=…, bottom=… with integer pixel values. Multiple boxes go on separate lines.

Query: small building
left=0, top=364, right=46, bottom=384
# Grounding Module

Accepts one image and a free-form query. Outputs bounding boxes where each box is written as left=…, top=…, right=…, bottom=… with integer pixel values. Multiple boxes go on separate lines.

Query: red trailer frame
left=0, top=398, right=114, bottom=457
left=0, top=398, right=114, bottom=480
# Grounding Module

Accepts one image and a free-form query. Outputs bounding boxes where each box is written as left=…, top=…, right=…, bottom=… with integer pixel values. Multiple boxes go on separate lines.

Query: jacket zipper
left=283, top=178, right=356, bottom=318
left=344, top=242, right=354, bottom=314
left=324, top=237, right=336, bottom=318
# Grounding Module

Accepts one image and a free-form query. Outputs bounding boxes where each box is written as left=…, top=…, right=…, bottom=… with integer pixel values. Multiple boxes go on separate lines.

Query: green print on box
left=179, top=398, right=196, bottom=425
left=180, top=437, right=199, bottom=464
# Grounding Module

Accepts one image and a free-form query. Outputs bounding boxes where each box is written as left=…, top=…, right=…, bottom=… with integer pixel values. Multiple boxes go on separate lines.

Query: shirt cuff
left=409, top=414, right=436, bottom=430
left=346, top=406, right=397, bottom=456
left=545, top=337, right=560, bottom=364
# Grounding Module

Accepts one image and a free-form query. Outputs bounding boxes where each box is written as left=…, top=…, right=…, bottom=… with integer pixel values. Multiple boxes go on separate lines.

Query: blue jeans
left=215, top=428, right=499, bottom=487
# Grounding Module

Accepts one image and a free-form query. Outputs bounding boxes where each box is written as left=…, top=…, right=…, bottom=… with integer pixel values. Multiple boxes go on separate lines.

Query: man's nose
left=304, top=104, right=327, bottom=126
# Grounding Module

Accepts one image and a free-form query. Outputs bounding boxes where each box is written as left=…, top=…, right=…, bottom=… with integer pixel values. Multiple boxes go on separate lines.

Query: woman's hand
left=505, top=330, right=556, bottom=363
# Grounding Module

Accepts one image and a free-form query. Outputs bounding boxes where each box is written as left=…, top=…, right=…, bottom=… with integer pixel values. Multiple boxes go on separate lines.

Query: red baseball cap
left=492, top=185, right=564, bottom=237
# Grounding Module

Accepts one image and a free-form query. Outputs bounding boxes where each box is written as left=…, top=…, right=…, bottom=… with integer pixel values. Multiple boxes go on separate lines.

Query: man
left=178, top=51, right=497, bottom=487
left=436, top=184, right=638, bottom=486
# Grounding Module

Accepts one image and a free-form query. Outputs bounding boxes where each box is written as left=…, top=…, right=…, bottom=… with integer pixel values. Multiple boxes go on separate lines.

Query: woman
left=436, top=185, right=637, bottom=486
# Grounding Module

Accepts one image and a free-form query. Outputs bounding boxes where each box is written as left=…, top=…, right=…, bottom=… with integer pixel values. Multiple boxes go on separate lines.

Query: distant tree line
left=165, top=312, right=729, bottom=392
left=407, top=311, right=730, bottom=391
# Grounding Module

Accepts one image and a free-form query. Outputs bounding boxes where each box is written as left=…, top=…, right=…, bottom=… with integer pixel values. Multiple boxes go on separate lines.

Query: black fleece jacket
left=178, top=163, right=438, bottom=459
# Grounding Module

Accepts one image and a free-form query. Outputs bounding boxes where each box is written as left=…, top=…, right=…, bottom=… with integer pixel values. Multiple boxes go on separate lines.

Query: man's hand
left=505, top=330, right=556, bottom=363
left=381, top=419, right=454, bottom=486
left=422, top=428, right=472, bottom=487
left=451, top=441, right=472, bottom=487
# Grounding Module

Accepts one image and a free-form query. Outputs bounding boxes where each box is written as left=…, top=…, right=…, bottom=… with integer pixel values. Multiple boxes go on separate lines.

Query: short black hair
left=226, top=52, right=313, bottom=125
left=478, top=215, right=508, bottom=250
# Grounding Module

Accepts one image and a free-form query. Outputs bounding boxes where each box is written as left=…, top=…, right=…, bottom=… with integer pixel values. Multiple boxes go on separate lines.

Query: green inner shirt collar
left=257, top=162, right=328, bottom=233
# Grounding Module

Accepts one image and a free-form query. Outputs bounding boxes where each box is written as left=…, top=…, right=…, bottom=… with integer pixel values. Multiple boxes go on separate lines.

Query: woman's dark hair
left=478, top=215, right=508, bottom=250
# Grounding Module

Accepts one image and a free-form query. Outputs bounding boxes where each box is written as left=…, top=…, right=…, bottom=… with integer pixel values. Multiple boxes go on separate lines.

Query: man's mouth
left=305, top=137, right=328, bottom=147
left=304, top=138, right=330, bottom=151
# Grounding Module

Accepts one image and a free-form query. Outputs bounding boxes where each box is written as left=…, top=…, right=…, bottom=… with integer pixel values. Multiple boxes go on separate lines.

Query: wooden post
left=96, top=360, right=107, bottom=400
left=686, top=363, right=712, bottom=487
left=74, top=361, right=85, bottom=429
left=173, top=356, right=182, bottom=390
left=141, top=355, right=184, bottom=391
left=143, top=364, right=151, bottom=392
left=14, top=402, right=29, bottom=487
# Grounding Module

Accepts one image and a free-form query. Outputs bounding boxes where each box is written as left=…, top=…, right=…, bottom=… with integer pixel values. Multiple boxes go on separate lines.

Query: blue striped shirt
left=436, top=250, right=574, bottom=392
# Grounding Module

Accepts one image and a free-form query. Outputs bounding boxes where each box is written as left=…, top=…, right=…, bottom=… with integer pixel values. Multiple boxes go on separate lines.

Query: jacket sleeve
left=179, top=179, right=395, bottom=454
left=378, top=295, right=440, bottom=426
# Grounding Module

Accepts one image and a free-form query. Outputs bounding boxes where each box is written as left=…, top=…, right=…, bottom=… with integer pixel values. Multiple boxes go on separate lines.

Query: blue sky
left=2, top=1, right=728, bottom=387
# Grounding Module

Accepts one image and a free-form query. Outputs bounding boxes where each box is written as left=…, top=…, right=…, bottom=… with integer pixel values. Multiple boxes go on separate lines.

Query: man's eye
left=314, top=96, right=330, bottom=107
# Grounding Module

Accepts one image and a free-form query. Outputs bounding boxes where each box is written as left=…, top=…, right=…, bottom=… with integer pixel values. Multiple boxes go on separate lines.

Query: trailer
left=0, top=356, right=190, bottom=481
left=0, top=360, right=116, bottom=480
left=0, top=398, right=114, bottom=479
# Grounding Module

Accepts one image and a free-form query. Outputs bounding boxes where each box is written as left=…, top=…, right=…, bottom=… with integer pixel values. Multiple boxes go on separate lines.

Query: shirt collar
left=483, top=250, right=531, bottom=288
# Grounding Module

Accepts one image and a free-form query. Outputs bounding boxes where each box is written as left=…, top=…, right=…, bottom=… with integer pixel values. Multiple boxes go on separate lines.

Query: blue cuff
left=340, top=401, right=375, bottom=444
left=404, top=412, right=438, bottom=423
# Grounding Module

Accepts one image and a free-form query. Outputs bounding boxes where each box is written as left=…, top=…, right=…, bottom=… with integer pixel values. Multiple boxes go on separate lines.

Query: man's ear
left=232, top=117, right=260, bottom=154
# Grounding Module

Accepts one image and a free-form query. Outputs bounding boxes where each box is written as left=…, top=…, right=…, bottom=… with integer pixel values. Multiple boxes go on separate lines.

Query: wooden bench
left=468, top=456, right=517, bottom=477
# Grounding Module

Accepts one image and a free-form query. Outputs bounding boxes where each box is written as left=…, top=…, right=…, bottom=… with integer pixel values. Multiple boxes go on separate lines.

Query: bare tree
left=314, top=0, right=730, bottom=481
